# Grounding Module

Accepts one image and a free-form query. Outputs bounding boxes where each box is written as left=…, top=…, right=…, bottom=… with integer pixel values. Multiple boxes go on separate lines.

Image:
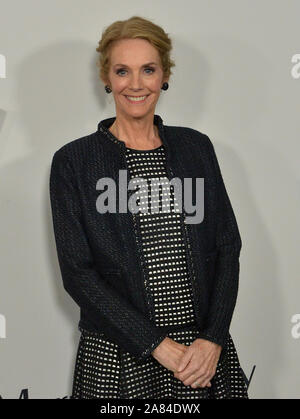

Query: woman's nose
left=129, top=74, right=144, bottom=90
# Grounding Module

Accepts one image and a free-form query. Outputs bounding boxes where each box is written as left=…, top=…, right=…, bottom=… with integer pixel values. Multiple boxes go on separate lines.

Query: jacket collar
left=97, top=114, right=170, bottom=153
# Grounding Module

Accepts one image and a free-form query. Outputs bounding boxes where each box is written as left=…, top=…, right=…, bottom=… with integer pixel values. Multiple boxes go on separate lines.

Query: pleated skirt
left=70, top=325, right=248, bottom=399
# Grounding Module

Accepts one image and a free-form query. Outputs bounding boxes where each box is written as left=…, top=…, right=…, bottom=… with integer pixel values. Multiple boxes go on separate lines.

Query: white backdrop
left=0, top=0, right=299, bottom=399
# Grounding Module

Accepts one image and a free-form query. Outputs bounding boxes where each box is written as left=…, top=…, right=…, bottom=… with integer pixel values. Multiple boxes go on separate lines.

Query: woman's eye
left=116, top=67, right=155, bottom=76
left=116, top=69, right=126, bottom=76
left=145, top=67, right=155, bottom=74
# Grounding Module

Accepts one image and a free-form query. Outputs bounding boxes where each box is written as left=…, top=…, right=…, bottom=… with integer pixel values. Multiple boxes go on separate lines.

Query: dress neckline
left=126, top=144, right=164, bottom=152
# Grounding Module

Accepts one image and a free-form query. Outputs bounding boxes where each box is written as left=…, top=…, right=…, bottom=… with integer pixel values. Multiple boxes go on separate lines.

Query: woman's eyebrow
left=113, top=62, right=158, bottom=68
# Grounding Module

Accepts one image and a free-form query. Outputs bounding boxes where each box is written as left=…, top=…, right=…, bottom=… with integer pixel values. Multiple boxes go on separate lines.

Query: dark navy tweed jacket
left=49, top=114, right=242, bottom=364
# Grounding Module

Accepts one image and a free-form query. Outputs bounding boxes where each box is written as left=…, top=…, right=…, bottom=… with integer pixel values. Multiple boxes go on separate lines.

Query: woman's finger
left=192, top=378, right=211, bottom=388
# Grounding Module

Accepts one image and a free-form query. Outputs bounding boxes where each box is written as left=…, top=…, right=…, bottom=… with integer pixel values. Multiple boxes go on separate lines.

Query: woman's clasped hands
left=152, top=337, right=222, bottom=389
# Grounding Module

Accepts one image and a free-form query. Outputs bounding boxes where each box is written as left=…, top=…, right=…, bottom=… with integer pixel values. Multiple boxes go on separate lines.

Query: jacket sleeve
left=197, top=135, right=242, bottom=349
left=49, top=149, right=168, bottom=363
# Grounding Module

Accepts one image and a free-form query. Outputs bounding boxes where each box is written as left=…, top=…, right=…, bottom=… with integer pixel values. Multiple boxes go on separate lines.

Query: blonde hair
left=96, top=15, right=175, bottom=84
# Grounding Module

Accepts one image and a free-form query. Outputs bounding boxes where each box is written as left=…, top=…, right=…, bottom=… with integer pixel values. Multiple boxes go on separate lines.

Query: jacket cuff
left=135, top=332, right=169, bottom=365
left=196, top=331, right=228, bottom=349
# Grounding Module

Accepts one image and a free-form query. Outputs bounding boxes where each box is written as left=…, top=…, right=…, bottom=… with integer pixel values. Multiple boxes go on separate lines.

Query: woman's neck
left=108, top=117, right=162, bottom=150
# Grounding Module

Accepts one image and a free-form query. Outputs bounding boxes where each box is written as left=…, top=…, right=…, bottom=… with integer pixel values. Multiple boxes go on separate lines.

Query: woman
left=49, top=16, right=248, bottom=399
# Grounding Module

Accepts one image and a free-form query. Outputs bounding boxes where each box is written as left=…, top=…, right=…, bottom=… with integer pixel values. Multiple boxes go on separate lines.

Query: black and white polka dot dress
left=71, top=144, right=249, bottom=399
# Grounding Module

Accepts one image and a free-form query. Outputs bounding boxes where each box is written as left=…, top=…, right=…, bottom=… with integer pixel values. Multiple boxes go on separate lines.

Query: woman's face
left=106, top=38, right=168, bottom=119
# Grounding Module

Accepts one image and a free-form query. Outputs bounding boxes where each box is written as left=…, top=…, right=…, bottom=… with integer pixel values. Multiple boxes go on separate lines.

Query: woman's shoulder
left=52, top=131, right=98, bottom=156
left=164, top=123, right=212, bottom=149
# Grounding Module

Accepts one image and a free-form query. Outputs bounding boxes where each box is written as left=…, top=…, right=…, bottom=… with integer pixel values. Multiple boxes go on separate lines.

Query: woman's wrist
left=151, top=336, right=170, bottom=358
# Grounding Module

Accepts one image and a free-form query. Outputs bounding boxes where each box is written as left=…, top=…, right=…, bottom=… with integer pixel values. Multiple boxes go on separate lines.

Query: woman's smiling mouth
left=125, top=95, right=149, bottom=103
